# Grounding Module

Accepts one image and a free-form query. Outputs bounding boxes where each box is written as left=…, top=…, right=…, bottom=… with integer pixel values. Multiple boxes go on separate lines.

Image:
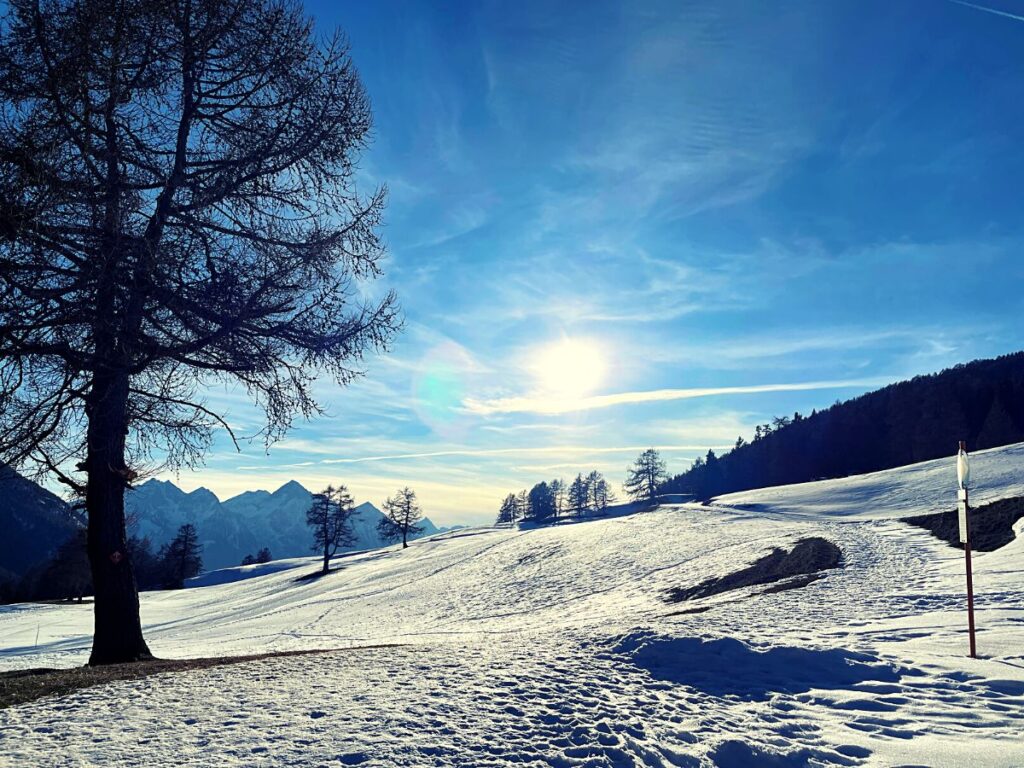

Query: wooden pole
left=959, top=440, right=977, bottom=659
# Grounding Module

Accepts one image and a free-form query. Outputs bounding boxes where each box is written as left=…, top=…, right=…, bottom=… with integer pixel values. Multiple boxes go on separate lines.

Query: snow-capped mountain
left=126, top=479, right=441, bottom=570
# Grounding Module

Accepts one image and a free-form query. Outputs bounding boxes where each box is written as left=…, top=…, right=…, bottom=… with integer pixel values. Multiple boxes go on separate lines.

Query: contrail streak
left=947, top=0, right=1024, bottom=23
left=463, top=378, right=890, bottom=416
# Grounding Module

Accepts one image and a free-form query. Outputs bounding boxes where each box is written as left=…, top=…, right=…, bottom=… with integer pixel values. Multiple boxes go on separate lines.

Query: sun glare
left=533, top=338, right=606, bottom=402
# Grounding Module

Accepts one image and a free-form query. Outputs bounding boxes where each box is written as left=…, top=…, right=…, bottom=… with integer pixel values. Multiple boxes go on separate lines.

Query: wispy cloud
left=464, top=378, right=890, bottom=416
left=236, top=443, right=714, bottom=469
left=633, top=322, right=994, bottom=372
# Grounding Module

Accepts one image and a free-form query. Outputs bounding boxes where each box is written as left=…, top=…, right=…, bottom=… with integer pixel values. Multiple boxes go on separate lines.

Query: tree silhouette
left=567, top=474, right=588, bottom=517
left=379, top=487, right=424, bottom=549
left=527, top=481, right=556, bottom=522
left=550, top=478, right=566, bottom=518
left=35, top=530, right=92, bottom=602
left=160, top=523, right=202, bottom=589
left=516, top=489, right=529, bottom=521
left=623, top=449, right=668, bottom=501
left=496, top=493, right=517, bottom=525
left=306, top=485, right=356, bottom=574
left=660, top=353, right=1024, bottom=499
left=0, top=0, right=398, bottom=663
left=586, top=470, right=614, bottom=513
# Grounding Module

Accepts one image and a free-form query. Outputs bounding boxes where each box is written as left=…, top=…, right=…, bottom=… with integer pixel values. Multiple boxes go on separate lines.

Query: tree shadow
left=616, top=633, right=910, bottom=701
left=293, top=549, right=394, bottom=583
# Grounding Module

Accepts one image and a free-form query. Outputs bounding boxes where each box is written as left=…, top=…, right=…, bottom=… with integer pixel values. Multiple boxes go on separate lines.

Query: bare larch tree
left=378, top=487, right=424, bottom=549
left=306, top=484, right=356, bottom=574
left=623, top=448, right=668, bottom=501
left=0, top=0, right=399, bottom=664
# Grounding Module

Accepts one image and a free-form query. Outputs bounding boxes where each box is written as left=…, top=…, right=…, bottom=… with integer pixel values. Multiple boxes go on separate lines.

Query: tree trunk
left=85, top=369, right=153, bottom=665
left=322, top=547, right=330, bottom=574
left=402, top=527, right=408, bottom=549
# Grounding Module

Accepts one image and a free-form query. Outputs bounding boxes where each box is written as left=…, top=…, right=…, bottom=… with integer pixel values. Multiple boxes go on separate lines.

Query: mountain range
left=0, top=465, right=81, bottom=583
left=125, top=478, right=446, bottom=570
left=0, top=469, right=449, bottom=584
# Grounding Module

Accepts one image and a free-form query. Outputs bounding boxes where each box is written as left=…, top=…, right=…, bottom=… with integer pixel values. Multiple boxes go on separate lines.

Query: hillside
left=126, top=479, right=443, bottom=570
left=664, top=351, right=1024, bottom=499
left=0, top=466, right=79, bottom=586
left=1, top=445, right=1022, bottom=766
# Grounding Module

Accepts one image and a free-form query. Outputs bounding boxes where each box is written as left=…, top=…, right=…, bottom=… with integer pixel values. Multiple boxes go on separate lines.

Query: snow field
left=1, top=444, right=1023, bottom=766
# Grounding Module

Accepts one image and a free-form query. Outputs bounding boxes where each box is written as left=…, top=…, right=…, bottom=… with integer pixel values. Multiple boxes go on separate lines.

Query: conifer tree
left=527, top=481, right=556, bottom=522
left=160, top=523, right=202, bottom=588
left=496, top=493, right=517, bottom=525
left=568, top=474, right=589, bottom=517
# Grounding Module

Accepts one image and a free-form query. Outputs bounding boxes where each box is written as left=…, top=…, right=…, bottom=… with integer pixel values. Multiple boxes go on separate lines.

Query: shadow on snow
left=615, top=633, right=911, bottom=701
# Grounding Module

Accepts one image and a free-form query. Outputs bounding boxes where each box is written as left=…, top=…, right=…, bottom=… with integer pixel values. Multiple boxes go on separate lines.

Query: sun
left=533, top=338, right=606, bottom=401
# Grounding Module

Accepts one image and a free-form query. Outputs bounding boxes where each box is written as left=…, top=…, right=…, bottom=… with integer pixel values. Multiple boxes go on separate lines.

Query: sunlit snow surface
left=2, top=445, right=1023, bottom=766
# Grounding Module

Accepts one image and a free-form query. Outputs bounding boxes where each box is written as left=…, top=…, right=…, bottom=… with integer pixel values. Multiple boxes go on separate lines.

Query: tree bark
left=85, top=368, right=153, bottom=665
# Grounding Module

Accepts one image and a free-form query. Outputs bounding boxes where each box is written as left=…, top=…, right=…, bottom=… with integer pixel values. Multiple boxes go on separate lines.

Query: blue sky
left=165, top=0, right=1024, bottom=524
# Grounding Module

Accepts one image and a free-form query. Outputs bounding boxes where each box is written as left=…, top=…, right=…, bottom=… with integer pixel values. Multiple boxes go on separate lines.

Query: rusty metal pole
left=958, top=440, right=977, bottom=659
left=965, top=519, right=977, bottom=659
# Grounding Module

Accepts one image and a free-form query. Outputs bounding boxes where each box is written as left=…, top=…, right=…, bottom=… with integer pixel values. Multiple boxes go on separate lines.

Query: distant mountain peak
left=274, top=479, right=309, bottom=496
left=224, top=488, right=271, bottom=503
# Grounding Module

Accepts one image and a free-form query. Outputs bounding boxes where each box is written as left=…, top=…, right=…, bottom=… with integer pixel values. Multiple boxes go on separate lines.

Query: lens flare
left=412, top=342, right=475, bottom=438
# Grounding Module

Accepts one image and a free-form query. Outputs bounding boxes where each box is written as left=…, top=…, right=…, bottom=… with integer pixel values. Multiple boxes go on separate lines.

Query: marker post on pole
left=957, top=440, right=977, bottom=659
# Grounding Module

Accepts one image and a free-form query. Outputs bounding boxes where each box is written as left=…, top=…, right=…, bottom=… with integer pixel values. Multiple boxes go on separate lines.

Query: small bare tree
left=306, top=484, right=356, bottom=574
left=549, top=477, right=566, bottom=519
left=0, top=0, right=399, bottom=663
left=378, top=487, right=424, bottom=549
left=586, top=470, right=614, bottom=513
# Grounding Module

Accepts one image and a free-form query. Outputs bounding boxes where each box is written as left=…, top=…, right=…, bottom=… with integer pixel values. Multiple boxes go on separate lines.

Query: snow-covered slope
left=2, top=445, right=1023, bottom=767
left=714, top=441, right=1024, bottom=520
left=126, top=479, right=442, bottom=569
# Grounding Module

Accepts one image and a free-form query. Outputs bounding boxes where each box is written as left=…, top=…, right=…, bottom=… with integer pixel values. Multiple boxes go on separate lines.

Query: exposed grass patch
left=902, top=496, right=1024, bottom=552
left=666, top=537, right=842, bottom=604
left=0, top=645, right=402, bottom=709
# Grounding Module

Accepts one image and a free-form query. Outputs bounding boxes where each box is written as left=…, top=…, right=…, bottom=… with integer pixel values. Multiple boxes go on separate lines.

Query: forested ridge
left=662, top=352, right=1024, bottom=499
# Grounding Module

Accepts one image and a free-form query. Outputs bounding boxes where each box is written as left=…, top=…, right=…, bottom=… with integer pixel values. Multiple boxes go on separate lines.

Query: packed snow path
left=2, top=444, right=1023, bottom=766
